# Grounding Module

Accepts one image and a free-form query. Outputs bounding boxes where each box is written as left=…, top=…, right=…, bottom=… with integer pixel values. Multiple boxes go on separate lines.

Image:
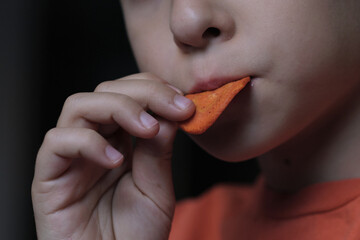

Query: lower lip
left=190, top=76, right=252, bottom=93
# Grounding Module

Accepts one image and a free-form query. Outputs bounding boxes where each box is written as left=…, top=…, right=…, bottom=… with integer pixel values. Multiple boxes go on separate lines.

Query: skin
left=32, top=0, right=360, bottom=239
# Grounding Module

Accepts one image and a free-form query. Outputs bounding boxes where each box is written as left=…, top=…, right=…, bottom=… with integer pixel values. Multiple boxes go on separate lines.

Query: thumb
left=132, top=118, right=178, bottom=218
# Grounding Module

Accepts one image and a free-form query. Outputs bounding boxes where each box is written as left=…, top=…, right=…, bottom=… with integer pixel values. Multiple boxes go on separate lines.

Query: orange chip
left=179, top=77, right=250, bottom=135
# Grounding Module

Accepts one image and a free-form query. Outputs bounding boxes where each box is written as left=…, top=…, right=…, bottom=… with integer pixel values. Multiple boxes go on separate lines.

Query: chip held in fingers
left=179, top=77, right=250, bottom=135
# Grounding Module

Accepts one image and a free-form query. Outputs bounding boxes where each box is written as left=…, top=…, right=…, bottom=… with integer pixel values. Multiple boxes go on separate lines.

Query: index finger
left=95, top=76, right=195, bottom=122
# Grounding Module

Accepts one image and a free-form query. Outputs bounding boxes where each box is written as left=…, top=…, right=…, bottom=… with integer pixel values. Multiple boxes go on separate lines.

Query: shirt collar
left=255, top=177, right=360, bottom=218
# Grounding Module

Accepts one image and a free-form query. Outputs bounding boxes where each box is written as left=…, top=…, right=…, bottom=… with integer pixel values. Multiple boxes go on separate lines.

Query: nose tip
left=173, top=27, right=221, bottom=50
left=170, top=7, right=214, bottom=49
left=170, top=2, right=234, bottom=51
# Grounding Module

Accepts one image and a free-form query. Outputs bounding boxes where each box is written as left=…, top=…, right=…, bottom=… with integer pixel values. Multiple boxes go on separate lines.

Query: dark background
left=0, top=0, right=259, bottom=239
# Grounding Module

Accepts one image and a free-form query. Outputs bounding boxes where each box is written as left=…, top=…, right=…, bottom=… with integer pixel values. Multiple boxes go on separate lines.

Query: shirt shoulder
left=169, top=183, right=256, bottom=240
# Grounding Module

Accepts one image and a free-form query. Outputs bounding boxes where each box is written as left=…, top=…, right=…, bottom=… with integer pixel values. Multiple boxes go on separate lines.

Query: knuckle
left=145, top=80, right=167, bottom=96
left=109, top=92, right=133, bottom=106
left=43, top=128, right=60, bottom=145
left=144, top=81, right=158, bottom=96
left=80, top=128, right=99, bottom=144
left=95, top=80, right=113, bottom=92
left=64, top=93, right=86, bottom=109
left=149, top=82, right=174, bottom=104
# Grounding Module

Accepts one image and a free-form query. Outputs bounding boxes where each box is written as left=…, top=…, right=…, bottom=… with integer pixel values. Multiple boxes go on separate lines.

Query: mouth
left=180, top=77, right=251, bottom=135
left=188, top=75, right=253, bottom=94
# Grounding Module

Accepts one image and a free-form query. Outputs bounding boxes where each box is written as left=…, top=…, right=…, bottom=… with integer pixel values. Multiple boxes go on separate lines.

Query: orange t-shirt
left=169, top=177, right=360, bottom=240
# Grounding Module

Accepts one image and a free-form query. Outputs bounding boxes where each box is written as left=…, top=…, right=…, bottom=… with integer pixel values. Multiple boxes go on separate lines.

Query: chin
left=188, top=131, right=264, bottom=163
left=188, top=119, right=284, bottom=163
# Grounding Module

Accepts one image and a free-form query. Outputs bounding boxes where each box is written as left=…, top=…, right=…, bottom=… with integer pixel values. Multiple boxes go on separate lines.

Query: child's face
left=120, top=0, right=360, bottom=161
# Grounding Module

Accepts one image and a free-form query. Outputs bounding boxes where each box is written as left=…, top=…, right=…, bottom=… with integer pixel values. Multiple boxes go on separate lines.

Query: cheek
left=129, top=27, right=183, bottom=84
left=123, top=3, right=177, bottom=79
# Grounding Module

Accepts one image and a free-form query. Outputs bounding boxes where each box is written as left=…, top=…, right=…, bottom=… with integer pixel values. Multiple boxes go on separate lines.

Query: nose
left=170, top=0, right=235, bottom=51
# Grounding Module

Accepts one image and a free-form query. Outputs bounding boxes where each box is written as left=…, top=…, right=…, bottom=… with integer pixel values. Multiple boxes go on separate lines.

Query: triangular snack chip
left=180, top=77, right=250, bottom=134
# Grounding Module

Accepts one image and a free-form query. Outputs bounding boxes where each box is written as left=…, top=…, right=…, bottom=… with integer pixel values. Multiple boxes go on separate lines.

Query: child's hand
left=32, top=73, right=195, bottom=240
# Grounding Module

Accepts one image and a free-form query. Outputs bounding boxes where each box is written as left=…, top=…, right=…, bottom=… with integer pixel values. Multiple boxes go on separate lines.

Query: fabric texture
left=169, top=177, right=360, bottom=240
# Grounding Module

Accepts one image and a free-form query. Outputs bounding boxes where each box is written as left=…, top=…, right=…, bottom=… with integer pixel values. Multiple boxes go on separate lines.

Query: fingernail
left=174, top=95, right=192, bottom=110
left=105, top=145, right=123, bottom=164
left=140, top=111, right=158, bottom=129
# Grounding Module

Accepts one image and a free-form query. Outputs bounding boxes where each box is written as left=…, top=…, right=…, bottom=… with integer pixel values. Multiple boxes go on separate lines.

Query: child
left=32, top=0, right=360, bottom=239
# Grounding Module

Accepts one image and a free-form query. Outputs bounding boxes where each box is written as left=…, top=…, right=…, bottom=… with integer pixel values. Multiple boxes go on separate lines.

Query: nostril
left=202, top=27, right=221, bottom=39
